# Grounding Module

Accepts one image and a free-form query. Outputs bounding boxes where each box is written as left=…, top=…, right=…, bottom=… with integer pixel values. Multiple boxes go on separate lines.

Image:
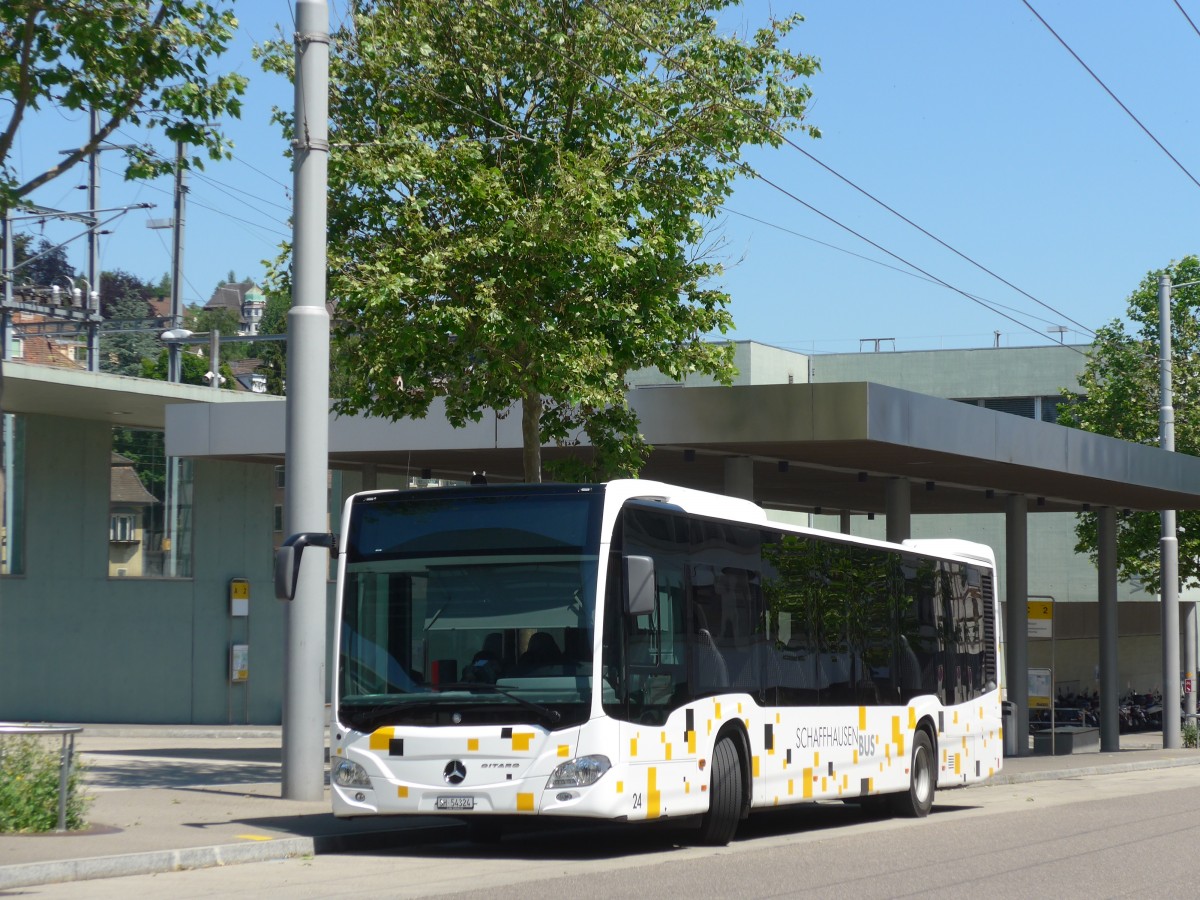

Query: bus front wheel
left=892, top=729, right=934, bottom=818
left=697, top=736, right=743, bottom=845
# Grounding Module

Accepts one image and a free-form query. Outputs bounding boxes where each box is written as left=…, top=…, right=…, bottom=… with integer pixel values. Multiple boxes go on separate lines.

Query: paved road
left=13, top=765, right=1198, bottom=899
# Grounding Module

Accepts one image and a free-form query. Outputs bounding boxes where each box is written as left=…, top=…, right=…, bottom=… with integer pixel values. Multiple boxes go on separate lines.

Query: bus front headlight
left=548, top=754, right=611, bottom=788
left=332, top=758, right=372, bottom=788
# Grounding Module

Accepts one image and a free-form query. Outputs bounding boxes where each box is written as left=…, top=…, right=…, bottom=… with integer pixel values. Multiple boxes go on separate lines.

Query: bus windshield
left=337, top=488, right=604, bottom=731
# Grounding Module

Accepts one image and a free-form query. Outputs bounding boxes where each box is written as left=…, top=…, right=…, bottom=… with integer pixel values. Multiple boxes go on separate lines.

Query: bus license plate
left=436, top=796, right=475, bottom=810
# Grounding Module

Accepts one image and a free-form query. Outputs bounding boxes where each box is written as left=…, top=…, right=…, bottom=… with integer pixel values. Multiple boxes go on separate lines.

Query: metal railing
left=0, top=723, right=83, bottom=832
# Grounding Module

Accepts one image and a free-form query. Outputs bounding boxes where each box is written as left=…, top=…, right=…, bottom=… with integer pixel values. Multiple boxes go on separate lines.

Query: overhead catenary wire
left=1021, top=0, right=1200, bottom=192
left=721, top=206, right=1082, bottom=332
left=471, top=0, right=1086, bottom=354
left=583, top=0, right=1093, bottom=338
left=1173, top=0, right=1200, bottom=39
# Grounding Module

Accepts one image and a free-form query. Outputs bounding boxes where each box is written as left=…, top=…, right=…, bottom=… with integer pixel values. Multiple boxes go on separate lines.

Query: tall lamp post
left=1159, top=276, right=1198, bottom=746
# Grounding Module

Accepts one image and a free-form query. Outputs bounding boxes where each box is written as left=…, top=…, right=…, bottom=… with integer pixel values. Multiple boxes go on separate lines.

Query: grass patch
left=0, top=735, right=91, bottom=833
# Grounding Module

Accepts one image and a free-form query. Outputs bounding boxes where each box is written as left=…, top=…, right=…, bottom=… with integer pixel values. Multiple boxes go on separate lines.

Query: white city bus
left=277, top=479, right=1003, bottom=844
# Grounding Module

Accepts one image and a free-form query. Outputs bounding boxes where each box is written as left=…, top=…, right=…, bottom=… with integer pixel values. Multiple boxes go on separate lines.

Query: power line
left=722, top=206, right=1079, bottom=331
left=584, top=0, right=1093, bottom=337
left=99, top=165, right=290, bottom=239
left=1021, top=0, right=1200, bottom=191
left=191, top=169, right=292, bottom=215
left=474, top=1, right=1084, bottom=353
left=1172, top=0, right=1200, bottom=39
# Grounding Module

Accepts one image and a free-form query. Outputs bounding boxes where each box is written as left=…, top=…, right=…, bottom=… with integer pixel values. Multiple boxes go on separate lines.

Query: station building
left=2, top=340, right=1197, bottom=725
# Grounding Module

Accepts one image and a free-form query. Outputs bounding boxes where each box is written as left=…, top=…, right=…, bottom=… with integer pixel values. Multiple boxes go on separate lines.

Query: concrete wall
left=0, top=413, right=298, bottom=724
left=627, top=341, right=812, bottom=388
left=809, top=344, right=1085, bottom=398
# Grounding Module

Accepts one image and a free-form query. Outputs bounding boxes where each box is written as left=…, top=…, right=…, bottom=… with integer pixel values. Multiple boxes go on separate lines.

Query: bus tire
left=891, top=729, right=934, bottom=818
left=697, top=736, right=743, bottom=845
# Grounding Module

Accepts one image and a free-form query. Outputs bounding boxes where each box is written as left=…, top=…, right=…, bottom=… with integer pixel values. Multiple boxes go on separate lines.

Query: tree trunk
left=521, top=387, right=542, bottom=483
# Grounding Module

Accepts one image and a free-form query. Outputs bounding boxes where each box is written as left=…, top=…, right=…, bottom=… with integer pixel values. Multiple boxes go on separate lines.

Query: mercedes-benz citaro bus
left=276, top=480, right=1003, bottom=845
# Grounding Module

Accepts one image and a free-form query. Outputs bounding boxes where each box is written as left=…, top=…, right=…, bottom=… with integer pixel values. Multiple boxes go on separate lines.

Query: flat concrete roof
left=1, top=361, right=270, bottom=430
left=152, top=379, right=1200, bottom=516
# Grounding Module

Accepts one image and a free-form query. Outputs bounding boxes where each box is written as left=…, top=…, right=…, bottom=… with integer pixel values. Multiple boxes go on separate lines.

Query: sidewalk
left=1, top=725, right=1197, bottom=890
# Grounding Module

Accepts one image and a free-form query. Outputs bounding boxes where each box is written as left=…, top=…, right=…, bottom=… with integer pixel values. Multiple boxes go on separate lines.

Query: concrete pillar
left=885, top=478, right=911, bottom=543
left=1098, top=507, right=1119, bottom=751
left=723, top=456, right=754, bottom=502
left=839, top=511, right=851, bottom=535
left=1005, top=494, right=1029, bottom=754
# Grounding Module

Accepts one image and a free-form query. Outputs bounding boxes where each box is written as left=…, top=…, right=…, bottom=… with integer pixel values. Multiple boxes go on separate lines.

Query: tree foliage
left=0, top=1, right=247, bottom=216
left=1058, top=255, right=1200, bottom=592
left=10, top=233, right=75, bottom=287
left=261, top=0, right=820, bottom=482
left=140, top=345, right=234, bottom=387
left=252, top=289, right=290, bottom=395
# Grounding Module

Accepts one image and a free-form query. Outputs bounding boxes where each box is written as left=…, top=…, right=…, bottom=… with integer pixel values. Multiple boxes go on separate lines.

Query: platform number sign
left=1027, top=600, right=1053, bottom=639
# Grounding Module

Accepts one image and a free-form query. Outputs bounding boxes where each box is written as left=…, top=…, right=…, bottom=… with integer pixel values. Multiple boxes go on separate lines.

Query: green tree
left=141, top=346, right=234, bottom=388
left=252, top=289, right=290, bottom=395
left=99, top=270, right=159, bottom=375
left=260, top=0, right=819, bottom=482
left=1059, top=255, right=1200, bottom=592
left=0, top=1, right=247, bottom=217
left=186, top=305, right=249, bottom=361
left=10, top=234, right=75, bottom=287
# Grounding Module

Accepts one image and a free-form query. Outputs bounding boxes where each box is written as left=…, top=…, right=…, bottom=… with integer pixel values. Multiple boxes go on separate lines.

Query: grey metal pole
left=209, top=329, right=220, bottom=391
left=1186, top=601, right=1197, bottom=728
left=1097, top=506, right=1119, bottom=751
left=282, top=0, right=331, bottom=802
left=2, top=210, right=12, bottom=362
left=87, top=108, right=101, bottom=372
left=1006, top=494, right=1029, bottom=754
left=1158, top=274, right=1181, bottom=748
left=168, top=140, right=186, bottom=383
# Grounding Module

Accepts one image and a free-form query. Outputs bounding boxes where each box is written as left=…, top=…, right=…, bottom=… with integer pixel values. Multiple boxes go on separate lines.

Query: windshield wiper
left=435, top=682, right=562, bottom=724
left=340, top=698, right=442, bottom=731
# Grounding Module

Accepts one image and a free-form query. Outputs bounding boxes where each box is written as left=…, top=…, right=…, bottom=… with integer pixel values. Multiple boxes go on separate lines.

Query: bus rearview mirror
left=624, top=555, right=656, bottom=616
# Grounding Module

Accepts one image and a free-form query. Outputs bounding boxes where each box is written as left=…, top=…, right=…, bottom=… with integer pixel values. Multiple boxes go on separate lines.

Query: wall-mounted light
left=985, top=489, right=995, bottom=500
left=857, top=471, right=868, bottom=482
left=926, top=481, right=935, bottom=491
left=421, top=468, right=432, bottom=479
left=778, top=460, right=789, bottom=473
left=1037, top=496, right=1046, bottom=507
left=867, top=512, right=875, bottom=521
left=683, top=449, right=696, bottom=462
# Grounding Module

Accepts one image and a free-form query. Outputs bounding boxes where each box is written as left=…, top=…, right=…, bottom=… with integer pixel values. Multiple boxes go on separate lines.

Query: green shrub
left=1183, top=722, right=1200, bottom=750
left=0, top=736, right=91, bottom=833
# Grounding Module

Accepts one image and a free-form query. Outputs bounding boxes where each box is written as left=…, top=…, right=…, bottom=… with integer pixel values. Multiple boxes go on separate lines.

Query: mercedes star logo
left=443, top=759, right=467, bottom=785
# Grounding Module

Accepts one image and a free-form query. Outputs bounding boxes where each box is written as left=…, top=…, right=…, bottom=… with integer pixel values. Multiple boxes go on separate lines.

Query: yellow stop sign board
left=1027, top=600, right=1053, bottom=639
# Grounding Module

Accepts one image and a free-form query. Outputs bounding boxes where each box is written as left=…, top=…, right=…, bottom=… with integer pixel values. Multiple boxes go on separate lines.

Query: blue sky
left=10, top=1, right=1200, bottom=353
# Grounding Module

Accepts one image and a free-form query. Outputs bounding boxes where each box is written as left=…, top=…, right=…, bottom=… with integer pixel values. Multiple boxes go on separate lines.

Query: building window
left=274, top=465, right=286, bottom=488
left=10, top=338, right=22, bottom=359
left=1040, top=395, right=1066, bottom=423
left=983, top=397, right=1035, bottom=419
left=273, top=504, right=283, bottom=533
left=110, top=428, right=194, bottom=578
left=110, top=513, right=138, bottom=542
left=2, top=414, right=26, bottom=575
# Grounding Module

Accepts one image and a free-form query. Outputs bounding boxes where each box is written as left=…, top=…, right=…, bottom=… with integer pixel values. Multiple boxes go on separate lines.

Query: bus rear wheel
left=697, top=736, right=743, bottom=845
left=891, top=729, right=934, bottom=818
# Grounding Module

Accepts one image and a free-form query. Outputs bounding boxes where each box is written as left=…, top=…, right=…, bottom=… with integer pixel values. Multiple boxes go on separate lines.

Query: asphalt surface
left=0, top=725, right=1196, bottom=891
